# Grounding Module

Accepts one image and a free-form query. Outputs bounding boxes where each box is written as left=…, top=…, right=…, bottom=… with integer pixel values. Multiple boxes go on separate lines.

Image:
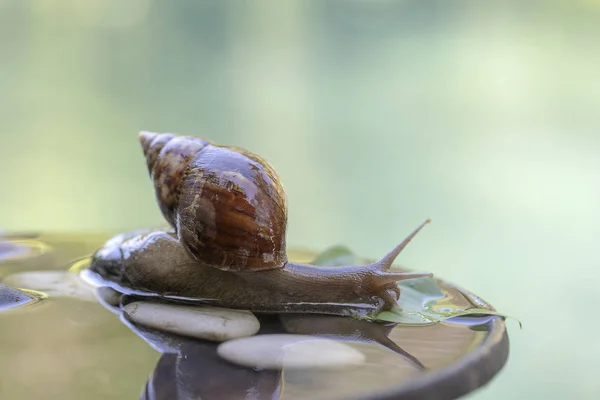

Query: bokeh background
left=1, top=1, right=599, bottom=399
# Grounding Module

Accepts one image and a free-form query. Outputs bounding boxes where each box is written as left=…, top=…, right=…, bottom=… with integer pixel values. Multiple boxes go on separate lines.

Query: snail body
left=89, top=132, right=432, bottom=317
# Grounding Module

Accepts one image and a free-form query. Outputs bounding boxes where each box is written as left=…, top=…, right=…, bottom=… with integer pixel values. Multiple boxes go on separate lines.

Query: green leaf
left=375, top=305, right=522, bottom=329
left=311, top=246, right=521, bottom=328
left=372, top=276, right=447, bottom=325
left=376, top=276, right=521, bottom=328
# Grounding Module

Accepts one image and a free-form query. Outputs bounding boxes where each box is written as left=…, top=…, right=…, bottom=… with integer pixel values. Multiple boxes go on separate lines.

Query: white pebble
left=93, top=286, right=123, bottom=314
left=2, top=271, right=96, bottom=302
left=217, top=334, right=366, bottom=370
left=122, top=301, right=260, bottom=342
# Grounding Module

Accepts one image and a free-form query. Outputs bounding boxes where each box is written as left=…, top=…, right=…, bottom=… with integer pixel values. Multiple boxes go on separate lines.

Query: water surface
left=0, top=233, right=504, bottom=400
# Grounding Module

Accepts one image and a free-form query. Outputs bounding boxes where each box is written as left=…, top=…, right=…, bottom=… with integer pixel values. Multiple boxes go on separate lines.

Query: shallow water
left=0, top=233, right=503, bottom=400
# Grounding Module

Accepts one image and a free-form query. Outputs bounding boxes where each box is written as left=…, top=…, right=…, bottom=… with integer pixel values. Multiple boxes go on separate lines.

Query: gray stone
left=217, top=334, right=366, bottom=370
left=122, top=301, right=260, bottom=342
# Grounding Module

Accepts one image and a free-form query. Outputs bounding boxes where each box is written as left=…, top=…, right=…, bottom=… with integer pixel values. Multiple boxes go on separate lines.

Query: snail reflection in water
left=89, top=132, right=432, bottom=317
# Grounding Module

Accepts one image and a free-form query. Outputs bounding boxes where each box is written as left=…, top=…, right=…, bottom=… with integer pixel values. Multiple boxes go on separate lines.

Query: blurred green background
left=1, top=1, right=599, bottom=399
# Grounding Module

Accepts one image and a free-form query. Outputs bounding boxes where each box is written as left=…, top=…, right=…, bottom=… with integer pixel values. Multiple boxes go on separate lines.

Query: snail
left=88, top=131, right=432, bottom=317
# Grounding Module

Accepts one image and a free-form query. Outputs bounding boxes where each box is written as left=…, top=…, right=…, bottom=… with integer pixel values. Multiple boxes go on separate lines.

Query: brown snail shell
left=139, top=131, right=287, bottom=271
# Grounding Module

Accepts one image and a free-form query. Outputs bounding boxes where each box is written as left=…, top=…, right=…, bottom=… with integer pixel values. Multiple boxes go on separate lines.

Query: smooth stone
left=217, top=334, right=366, bottom=370
left=94, top=286, right=122, bottom=307
left=122, top=302, right=260, bottom=342
left=93, top=286, right=122, bottom=314
left=2, top=271, right=96, bottom=302
left=0, top=283, right=33, bottom=310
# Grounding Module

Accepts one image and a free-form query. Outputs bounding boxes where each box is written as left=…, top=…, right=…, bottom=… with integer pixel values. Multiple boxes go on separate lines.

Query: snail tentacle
left=372, top=218, right=431, bottom=271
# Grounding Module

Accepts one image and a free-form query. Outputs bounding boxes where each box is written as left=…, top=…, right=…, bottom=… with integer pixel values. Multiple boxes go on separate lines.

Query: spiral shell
left=138, top=131, right=288, bottom=272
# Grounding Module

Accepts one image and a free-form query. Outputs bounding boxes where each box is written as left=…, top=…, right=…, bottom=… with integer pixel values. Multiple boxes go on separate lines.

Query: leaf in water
left=398, top=276, right=445, bottom=299
left=311, top=246, right=521, bottom=328
left=311, top=246, right=361, bottom=267
left=376, top=307, right=521, bottom=328
left=371, top=276, right=521, bottom=328
left=376, top=310, right=438, bottom=325
left=354, top=276, right=445, bottom=325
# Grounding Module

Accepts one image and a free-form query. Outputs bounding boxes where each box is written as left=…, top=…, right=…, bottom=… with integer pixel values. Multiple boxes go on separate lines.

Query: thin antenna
left=377, top=219, right=431, bottom=271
